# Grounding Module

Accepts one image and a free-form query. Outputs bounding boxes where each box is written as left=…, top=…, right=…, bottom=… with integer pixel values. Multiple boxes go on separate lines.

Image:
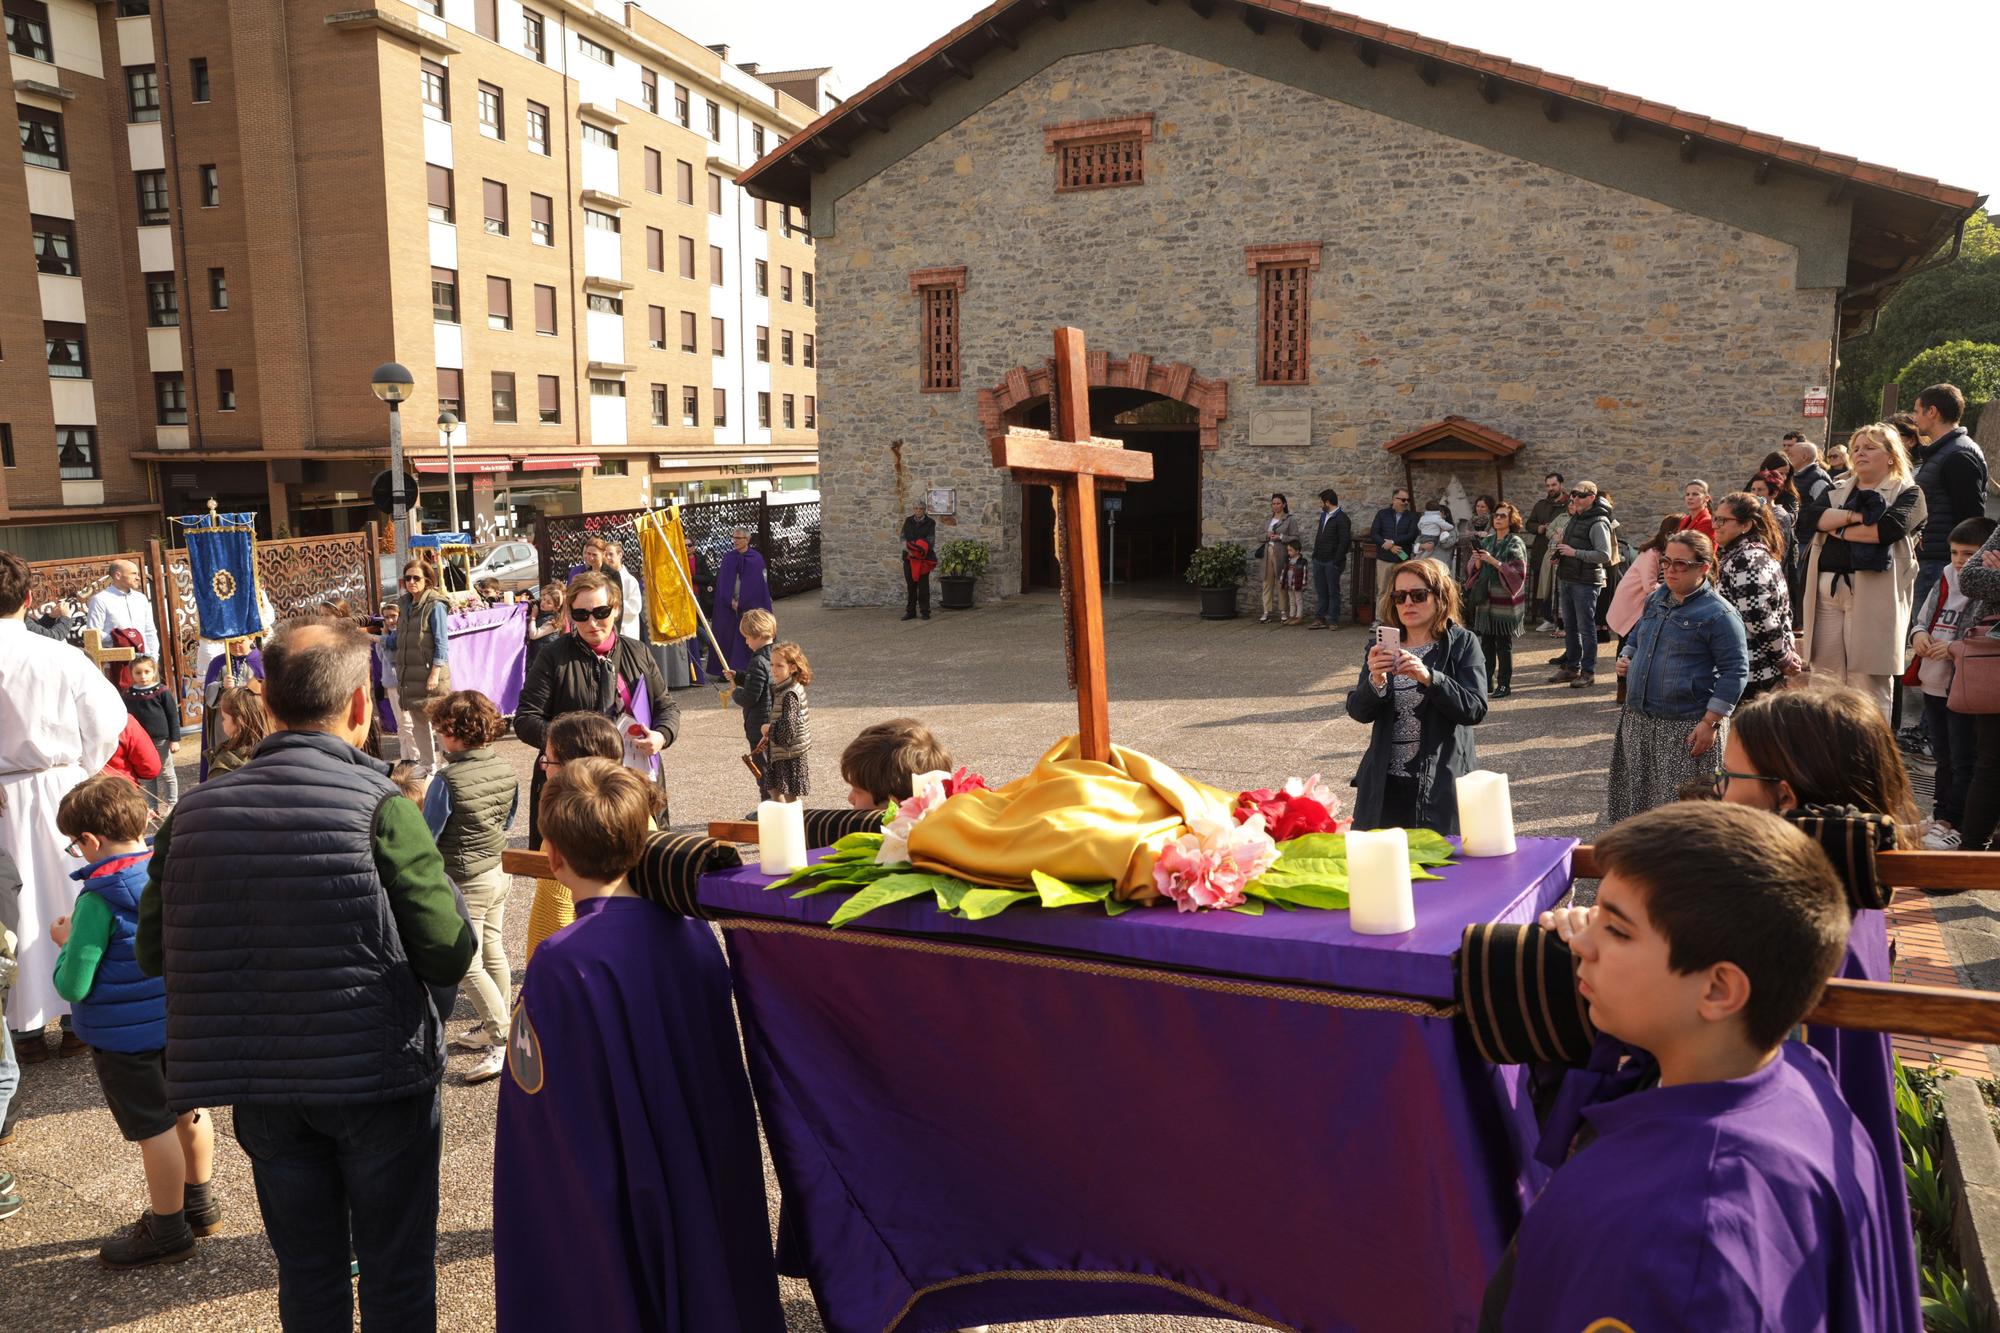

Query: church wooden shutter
left=1247, top=243, right=1323, bottom=387
left=1045, top=115, right=1155, bottom=193
left=909, top=266, right=967, bottom=393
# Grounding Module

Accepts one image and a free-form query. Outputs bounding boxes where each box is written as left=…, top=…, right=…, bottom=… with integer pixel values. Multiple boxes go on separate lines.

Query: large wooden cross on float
left=989, top=327, right=1154, bottom=763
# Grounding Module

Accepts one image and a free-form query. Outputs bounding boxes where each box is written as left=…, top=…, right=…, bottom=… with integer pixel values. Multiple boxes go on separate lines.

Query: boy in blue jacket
left=52, top=775, right=219, bottom=1268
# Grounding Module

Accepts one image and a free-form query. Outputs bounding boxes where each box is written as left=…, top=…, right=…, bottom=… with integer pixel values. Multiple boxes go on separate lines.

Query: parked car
left=470, top=540, right=539, bottom=592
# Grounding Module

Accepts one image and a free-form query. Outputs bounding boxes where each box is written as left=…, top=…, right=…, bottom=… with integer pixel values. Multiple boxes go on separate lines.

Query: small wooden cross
left=989, top=327, right=1154, bottom=763
left=81, top=628, right=135, bottom=671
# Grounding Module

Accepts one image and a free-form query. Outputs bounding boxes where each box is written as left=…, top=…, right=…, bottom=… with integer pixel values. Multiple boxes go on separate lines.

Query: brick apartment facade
left=1, top=0, right=823, bottom=558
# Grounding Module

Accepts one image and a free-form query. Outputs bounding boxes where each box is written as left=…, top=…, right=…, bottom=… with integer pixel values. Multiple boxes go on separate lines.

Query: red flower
left=1233, top=775, right=1342, bottom=842
left=942, top=766, right=989, bottom=798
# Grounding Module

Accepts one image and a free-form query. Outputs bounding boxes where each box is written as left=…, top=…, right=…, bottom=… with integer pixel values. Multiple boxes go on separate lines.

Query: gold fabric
left=638, top=507, right=699, bottom=642
left=907, top=736, right=1234, bottom=902
left=522, top=877, right=575, bottom=965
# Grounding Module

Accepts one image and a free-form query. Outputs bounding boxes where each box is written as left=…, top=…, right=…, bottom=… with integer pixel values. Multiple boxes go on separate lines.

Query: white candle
left=1456, top=770, right=1517, bottom=858
left=758, top=800, right=809, bottom=875
left=1347, top=828, right=1416, bottom=935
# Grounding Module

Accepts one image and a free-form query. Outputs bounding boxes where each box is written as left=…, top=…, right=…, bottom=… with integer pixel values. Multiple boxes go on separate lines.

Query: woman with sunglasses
left=1345, top=558, right=1489, bottom=833
left=386, top=559, right=452, bottom=776
left=1710, top=491, right=1799, bottom=703
left=1606, top=530, right=1748, bottom=821
left=514, top=573, right=679, bottom=849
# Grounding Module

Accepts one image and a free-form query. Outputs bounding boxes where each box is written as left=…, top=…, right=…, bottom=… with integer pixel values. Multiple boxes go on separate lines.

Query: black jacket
left=900, top=514, right=937, bottom=555
left=516, top=634, right=680, bottom=847
left=1310, top=507, right=1353, bottom=565
left=732, top=641, right=773, bottom=737
left=1344, top=624, right=1489, bottom=835
left=1367, top=507, right=1419, bottom=561
left=122, top=683, right=182, bottom=751
left=1915, top=428, right=1988, bottom=563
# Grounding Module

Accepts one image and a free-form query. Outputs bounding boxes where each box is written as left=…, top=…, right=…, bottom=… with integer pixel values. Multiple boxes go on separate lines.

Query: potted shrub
left=1185, top=542, right=1248, bottom=620
left=937, top=538, right=990, bottom=610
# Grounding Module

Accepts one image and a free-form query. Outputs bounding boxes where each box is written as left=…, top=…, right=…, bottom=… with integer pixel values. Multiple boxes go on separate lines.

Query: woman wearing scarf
left=1463, top=501, right=1528, bottom=697
left=1712, top=492, right=1801, bottom=703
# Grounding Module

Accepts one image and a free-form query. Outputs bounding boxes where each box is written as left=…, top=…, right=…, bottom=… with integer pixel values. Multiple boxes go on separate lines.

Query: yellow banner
left=639, top=507, right=699, bottom=641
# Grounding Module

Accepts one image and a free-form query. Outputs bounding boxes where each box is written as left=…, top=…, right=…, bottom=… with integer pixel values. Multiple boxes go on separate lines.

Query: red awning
left=519, top=454, right=600, bottom=472
left=414, top=456, right=513, bottom=474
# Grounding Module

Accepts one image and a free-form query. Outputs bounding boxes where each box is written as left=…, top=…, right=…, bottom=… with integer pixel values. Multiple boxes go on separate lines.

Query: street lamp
left=370, top=362, right=415, bottom=558
left=437, top=410, right=460, bottom=537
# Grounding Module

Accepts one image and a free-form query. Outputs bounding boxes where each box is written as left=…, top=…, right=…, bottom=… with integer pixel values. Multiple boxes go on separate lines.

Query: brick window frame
left=910, top=266, right=965, bottom=393
left=1246, top=242, right=1321, bottom=387
left=1045, top=114, right=1154, bottom=193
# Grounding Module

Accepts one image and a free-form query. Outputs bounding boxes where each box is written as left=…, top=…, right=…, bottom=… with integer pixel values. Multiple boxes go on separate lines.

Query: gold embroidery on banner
left=210, top=569, right=237, bottom=601
left=882, top=1267, right=1293, bottom=1333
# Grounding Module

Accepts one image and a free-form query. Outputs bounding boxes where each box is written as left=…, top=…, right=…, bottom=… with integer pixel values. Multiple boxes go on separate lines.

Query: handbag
left=1902, top=595, right=1946, bottom=687
left=1946, top=617, right=2000, bottom=715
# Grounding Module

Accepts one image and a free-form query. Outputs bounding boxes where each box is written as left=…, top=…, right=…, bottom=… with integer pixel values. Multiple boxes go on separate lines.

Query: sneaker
left=466, top=1048, right=506, bottom=1084
left=1258, top=614, right=1271, bottom=623
left=1549, top=668, right=1578, bottom=684
left=0, top=1193, right=20, bottom=1222
left=0, top=1171, right=13, bottom=1194
left=1569, top=672, right=1595, bottom=688
left=1492, top=685, right=1511, bottom=699
left=450, top=1027, right=495, bottom=1052
left=1307, top=620, right=1328, bottom=630
left=1923, top=825, right=1963, bottom=851
left=1535, top=620, right=1557, bottom=634
left=99, top=1211, right=196, bottom=1269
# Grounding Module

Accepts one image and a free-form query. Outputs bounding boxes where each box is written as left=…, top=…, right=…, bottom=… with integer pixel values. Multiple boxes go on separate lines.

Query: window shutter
left=437, top=367, right=462, bottom=404
left=645, top=149, right=661, bottom=194
left=910, top=267, right=966, bottom=392
left=538, top=374, right=560, bottom=414
left=534, top=284, right=556, bottom=334
left=680, top=310, right=696, bottom=350
left=487, top=276, right=510, bottom=318
left=483, top=179, right=507, bottom=225
left=427, top=164, right=452, bottom=212
left=649, top=306, right=665, bottom=345
left=1247, top=243, right=1322, bottom=386
left=647, top=228, right=664, bottom=270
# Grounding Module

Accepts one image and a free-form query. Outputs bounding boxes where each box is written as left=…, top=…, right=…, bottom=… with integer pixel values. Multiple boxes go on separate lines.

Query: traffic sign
left=372, top=469, right=420, bottom=515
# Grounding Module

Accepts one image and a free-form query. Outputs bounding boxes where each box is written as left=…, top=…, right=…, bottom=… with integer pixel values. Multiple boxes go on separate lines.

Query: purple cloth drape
left=445, top=602, right=529, bottom=715
left=708, top=548, right=773, bottom=675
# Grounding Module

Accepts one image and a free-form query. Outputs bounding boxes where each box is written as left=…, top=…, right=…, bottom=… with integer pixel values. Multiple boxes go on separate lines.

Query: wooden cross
left=989, top=327, right=1154, bottom=763
left=81, top=628, right=135, bottom=671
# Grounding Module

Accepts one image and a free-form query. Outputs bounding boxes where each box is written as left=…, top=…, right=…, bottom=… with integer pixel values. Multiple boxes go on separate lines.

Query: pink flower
left=1153, top=812, right=1281, bottom=912
left=877, top=769, right=985, bottom=865
left=942, top=766, right=989, bottom=798
left=1233, top=774, right=1342, bottom=843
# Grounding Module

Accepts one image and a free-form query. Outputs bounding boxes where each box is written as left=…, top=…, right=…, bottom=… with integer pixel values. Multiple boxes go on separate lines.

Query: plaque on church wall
left=925, top=487, right=956, bottom=515
left=1247, top=408, right=1312, bottom=447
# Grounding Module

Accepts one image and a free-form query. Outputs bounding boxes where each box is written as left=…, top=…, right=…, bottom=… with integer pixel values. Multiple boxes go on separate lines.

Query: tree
left=1893, top=341, right=2000, bottom=416
left=1835, top=211, right=2000, bottom=428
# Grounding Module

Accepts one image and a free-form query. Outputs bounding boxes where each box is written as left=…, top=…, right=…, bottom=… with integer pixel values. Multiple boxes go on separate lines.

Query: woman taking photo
left=1463, top=500, right=1528, bottom=697
left=1607, top=530, right=1747, bottom=820
left=1345, top=559, right=1489, bottom=833
left=386, top=559, right=452, bottom=775
left=515, top=572, right=680, bottom=846
left=1798, top=422, right=1927, bottom=719
left=1710, top=492, right=1798, bottom=702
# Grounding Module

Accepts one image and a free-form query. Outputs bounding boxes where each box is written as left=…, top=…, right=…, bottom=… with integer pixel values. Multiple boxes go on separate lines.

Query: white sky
left=639, top=0, right=1997, bottom=200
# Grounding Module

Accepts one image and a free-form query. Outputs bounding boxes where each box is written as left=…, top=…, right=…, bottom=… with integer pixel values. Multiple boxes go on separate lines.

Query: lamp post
left=437, top=410, right=460, bottom=537
left=370, top=361, right=415, bottom=559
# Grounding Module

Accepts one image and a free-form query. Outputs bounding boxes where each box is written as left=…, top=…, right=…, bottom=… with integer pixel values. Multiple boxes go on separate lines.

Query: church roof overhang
left=1381, top=416, right=1526, bottom=463
left=738, top=0, right=1982, bottom=337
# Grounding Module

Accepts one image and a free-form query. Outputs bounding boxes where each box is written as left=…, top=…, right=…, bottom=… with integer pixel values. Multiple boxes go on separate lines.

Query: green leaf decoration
left=1254, top=879, right=1350, bottom=910
left=1030, top=869, right=1115, bottom=909
left=932, top=879, right=973, bottom=911
left=830, top=831, right=885, bottom=858
left=1404, top=828, right=1458, bottom=866
left=1251, top=857, right=1349, bottom=888
left=959, top=888, right=1037, bottom=921
left=1103, top=897, right=1135, bottom=917
left=828, top=873, right=959, bottom=928
left=1274, top=832, right=1349, bottom=861
left=1228, top=898, right=1265, bottom=916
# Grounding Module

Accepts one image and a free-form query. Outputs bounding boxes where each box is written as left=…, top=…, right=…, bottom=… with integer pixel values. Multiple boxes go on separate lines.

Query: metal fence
left=534, top=496, right=822, bottom=605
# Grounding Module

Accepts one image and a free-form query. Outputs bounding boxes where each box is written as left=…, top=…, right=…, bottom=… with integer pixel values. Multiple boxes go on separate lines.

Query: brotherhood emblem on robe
left=211, top=569, right=237, bottom=601
left=507, top=1003, right=543, bottom=1094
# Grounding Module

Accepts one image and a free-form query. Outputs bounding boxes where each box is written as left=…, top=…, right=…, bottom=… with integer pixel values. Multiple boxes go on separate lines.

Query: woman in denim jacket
left=1606, top=530, right=1749, bottom=821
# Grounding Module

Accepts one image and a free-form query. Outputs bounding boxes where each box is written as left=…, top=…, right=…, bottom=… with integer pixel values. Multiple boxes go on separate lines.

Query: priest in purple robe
left=707, top=527, right=773, bottom=675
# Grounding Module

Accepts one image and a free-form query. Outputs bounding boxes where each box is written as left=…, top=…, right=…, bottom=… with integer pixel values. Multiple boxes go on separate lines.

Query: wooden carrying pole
left=644, top=509, right=734, bottom=692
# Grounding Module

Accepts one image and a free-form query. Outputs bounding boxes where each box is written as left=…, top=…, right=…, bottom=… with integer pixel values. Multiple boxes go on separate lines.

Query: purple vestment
left=1499, top=1040, right=1908, bottom=1332
left=492, top=896, right=783, bottom=1333
left=708, top=547, right=773, bottom=674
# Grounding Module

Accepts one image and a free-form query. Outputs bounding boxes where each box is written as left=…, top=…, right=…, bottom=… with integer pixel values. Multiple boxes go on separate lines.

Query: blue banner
left=179, top=511, right=261, bottom=641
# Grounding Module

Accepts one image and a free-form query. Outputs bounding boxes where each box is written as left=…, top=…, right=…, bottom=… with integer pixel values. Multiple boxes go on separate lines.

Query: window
left=487, top=275, right=512, bottom=330
left=645, top=227, right=663, bottom=271
left=199, top=164, right=220, bottom=207
left=45, top=322, right=86, bottom=378
left=154, top=372, right=187, bottom=424
left=754, top=260, right=767, bottom=296
left=208, top=267, right=228, bottom=309
left=780, top=265, right=792, bottom=302
left=482, top=179, right=507, bottom=236
left=1249, top=243, right=1321, bottom=385
left=754, top=198, right=767, bottom=230
left=673, top=83, right=689, bottom=127
left=431, top=266, right=459, bottom=323
left=583, top=207, right=618, bottom=233
left=6, top=1, right=50, bottom=61
left=782, top=394, right=795, bottom=429
left=437, top=367, right=462, bottom=416
left=911, top=266, right=965, bottom=392
left=424, top=59, right=452, bottom=119
left=780, top=206, right=792, bottom=238
left=533, top=283, right=556, bottom=335
left=706, top=100, right=720, bottom=142
left=57, top=426, right=96, bottom=480
left=675, top=159, right=693, bottom=205
left=586, top=293, right=623, bottom=315
left=427, top=164, right=453, bottom=223
left=118, top=0, right=150, bottom=13
left=578, top=33, right=612, bottom=65
left=126, top=66, right=161, bottom=122
left=477, top=82, right=503, bottom=138
left=712, top=387, right=726, bottom=426
left=649, top=384, right=667, bottom=426
left=31, top=214, right=75, bottom=276
left=522, top=7, right=545, bottom=62
left=781, top=330, right=793, bottom=365
left=135, top=169, right=169, bottom=223
left=1, top=424, right=12, bottom=468
left=710, top=316, right=724, bottom=356
left=19, top=106, right=64, bottom=169
left=190, top=58, right=210, bottom=103
left=755, top=325, right=768, bottom=363
left=709, top=245, right=723, bottom=286
left=803, top=272, right=815, bottom=307
left=647, top=305, right=665, bottom=348
left=679, top=310, right=696, bottom=352
left=530, top=192, right=552, bottom=246
left=145, top=272, right=178, bottom=327
left=803, top=333, right=815, bottom=368
left=1049, top=115, right=1152, bottom=191
left=537, top=374, right=561, bottom=422
left=677, top=235, right=694, bottom=280
left=492, top=371, right=516, bottom=423
left=804, top=394, right=815, bottom=429
left=589, top=378, right=624, bottom=398
left=216, top=368, right=236, bottom=411
left=644, top=148, right=661, bottom=194
left=752, top=124, right=766, bottom=158
left=707, top=172, right=722, bottom=215
left=680, top=385, right=698, bottom=426
left=757, top=391, right=770, bottom=428
left=473, top=0, right=497, bottom=41
left=640, top=68, right=657, bottom=114
left=593, top=458, right=628, bottom=476
left=581, top=122, right=616, bottom=150
left=526, top=101, right=548, bottom=154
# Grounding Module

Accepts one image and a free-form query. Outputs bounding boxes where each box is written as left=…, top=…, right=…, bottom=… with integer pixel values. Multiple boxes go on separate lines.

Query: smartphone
left=1375, top=624, right=1401, bottom=655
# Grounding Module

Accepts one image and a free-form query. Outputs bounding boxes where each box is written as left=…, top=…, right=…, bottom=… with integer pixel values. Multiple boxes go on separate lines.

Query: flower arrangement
left=876, top=767, right=988, bottom=864
left=1153, top=812, right=1281, bottom=912
left=1232, top=774, right=1343, bottom=842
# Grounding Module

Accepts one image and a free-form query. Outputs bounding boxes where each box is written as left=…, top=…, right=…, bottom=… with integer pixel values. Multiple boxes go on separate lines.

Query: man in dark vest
left=1911, top=382, right=1989, bottom=619
left=138, top=616, right=474, bottom=1330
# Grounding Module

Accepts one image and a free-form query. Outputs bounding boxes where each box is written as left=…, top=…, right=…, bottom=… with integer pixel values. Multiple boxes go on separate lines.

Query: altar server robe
left=0, top=619, right=126, bottom=1028
left=493, top=894, right=783, bottom=1333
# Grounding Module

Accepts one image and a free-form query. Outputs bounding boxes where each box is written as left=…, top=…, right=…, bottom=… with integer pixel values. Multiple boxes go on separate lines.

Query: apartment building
left=0, top=0, right=821, bottom=556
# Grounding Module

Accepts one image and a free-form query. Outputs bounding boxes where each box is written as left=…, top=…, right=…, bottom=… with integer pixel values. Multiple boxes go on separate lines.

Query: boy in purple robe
left=493, top=758, right=784, bottom=1333
left=1481, top=802, right=1906, bottom=1332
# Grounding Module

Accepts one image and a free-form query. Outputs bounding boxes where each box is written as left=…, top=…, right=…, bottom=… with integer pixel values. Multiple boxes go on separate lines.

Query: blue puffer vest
left=158, top=730, right=443, bottom=1110
left=68, top=852, right=166, bottom=1054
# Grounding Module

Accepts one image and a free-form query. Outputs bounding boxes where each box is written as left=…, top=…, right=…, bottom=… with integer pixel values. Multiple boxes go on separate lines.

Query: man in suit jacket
left=1308, top=489, right=1352, bottom=629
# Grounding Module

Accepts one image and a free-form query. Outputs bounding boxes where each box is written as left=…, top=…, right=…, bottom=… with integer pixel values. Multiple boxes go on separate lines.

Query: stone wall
left=815, top=45, right=1834, bottom=606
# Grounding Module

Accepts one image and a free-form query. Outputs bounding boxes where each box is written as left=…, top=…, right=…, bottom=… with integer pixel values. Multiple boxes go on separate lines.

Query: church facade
left=740, top=0, right=1977, bottom=606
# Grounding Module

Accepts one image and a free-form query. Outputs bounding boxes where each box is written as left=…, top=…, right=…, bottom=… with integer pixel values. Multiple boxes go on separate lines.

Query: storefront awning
left=519, top=454, right=600, bottom=472
left=414, top=456, right=513, bottom=474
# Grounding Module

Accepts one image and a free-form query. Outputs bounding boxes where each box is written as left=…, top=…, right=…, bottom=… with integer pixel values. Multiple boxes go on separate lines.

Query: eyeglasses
left=1568, top=490, right=1592, bottom=499
left=400, top=575, right=424, bottom=585
left=1713, top=769, right=1784, bottom=799
left=1660, top=558, right=1709, bottom=573
left=537, top=754, right=563, bottom=772
left=1391, top=588, right=1432, bottom=605
left=572, top=604, right=617, bottom=622
left=63, top=836, right=83, bottom=859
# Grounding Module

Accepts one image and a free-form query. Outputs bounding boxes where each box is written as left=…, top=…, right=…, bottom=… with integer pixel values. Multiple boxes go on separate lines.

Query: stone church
left=739, top=0, right=1978, bottom=606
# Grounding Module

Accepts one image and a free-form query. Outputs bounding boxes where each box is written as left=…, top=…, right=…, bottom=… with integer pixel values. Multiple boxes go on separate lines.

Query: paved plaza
left=6, top=588, right=1996, bottom=1330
